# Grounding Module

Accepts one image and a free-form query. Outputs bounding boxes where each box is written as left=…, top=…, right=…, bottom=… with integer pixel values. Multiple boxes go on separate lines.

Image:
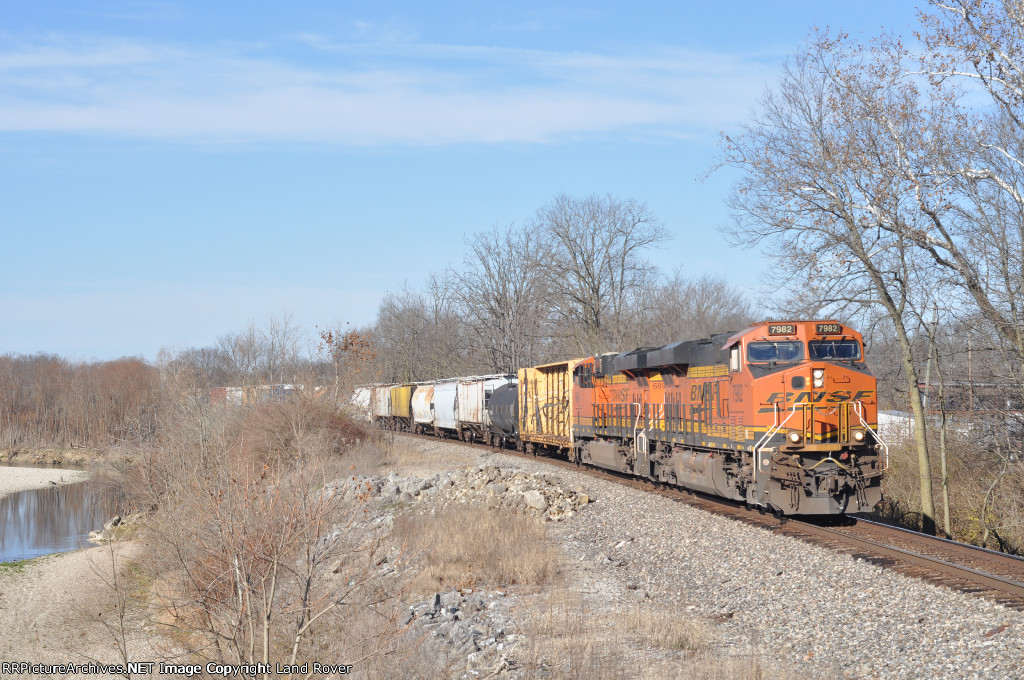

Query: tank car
left=456, top=374, right=517, bottom=442
left=486, top=382, right=518, bottom=448
left=569, top=320, right=886, bottom=515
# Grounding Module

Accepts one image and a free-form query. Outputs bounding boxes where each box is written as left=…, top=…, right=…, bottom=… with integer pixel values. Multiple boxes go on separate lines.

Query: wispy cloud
left=0, top=33, right=783, bottom=145
left=70, top=1, right=186, bottom=22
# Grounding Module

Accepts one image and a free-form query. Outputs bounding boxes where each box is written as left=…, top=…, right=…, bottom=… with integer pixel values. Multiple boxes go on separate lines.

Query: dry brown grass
left=343, top=434, right=477, bottom=478
left=519, top=586, right=804, bottom=680
left=523, top=587, right=712, bottom=678
left=623, top=607, right=710, bottom=653
left=393, top=505, right=559, bottom=592
left=877, top=428, right=1024, bottom=553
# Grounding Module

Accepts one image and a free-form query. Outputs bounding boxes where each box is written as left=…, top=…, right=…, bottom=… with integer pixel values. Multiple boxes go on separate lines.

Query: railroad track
left=397, top=430, right=1024, bottom=611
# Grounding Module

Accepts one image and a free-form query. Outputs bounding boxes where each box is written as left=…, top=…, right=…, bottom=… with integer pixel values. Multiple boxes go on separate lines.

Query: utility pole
left=968, top=334, right=974, bottom=411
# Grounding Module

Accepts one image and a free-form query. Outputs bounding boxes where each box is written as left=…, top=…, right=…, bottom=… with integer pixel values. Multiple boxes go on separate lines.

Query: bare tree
left=533, top=194, right=670, bottom=355
left=370, top=279, right=476, bottom=382
left=450, top=223, right=551, bottom=373
left=261, top=313, right=304, bottom=387
left=862, top=2, right=1024, bottom=392
left=218, top=322, right=267, bottom=387
left=716, top=33, right=940, bottom=533
left=318, top=323, right=377, bottom=405
left=0, top=353, right=160, bottom=451
left=630, top=273, right=757, bottom=348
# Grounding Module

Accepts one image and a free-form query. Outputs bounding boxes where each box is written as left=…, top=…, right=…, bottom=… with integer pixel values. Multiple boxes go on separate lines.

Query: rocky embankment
left=402, top=588, right=522, bottom=677
left=358, top=437, right=1024, bottom=680
left=329, top=464, right=590, bottom=521
left=328, top=464, right=591, bottom=678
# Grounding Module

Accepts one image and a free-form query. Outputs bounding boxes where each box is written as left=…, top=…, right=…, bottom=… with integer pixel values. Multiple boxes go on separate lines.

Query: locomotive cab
left=730, top=321, right=886, bottom=514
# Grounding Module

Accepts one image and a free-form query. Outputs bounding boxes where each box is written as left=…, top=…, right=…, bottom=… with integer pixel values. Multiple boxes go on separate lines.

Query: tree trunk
left=902, top=336, right=937, bottom=535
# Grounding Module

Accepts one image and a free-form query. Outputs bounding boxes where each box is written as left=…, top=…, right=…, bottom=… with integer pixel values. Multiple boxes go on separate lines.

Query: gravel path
left=398, top=436, right=1024, bottom=679
left=0, top=467, right=90, bottom=500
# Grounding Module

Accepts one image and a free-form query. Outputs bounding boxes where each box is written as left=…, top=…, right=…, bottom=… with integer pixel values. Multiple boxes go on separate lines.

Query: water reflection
left=0, top=477, right=120, bottom=563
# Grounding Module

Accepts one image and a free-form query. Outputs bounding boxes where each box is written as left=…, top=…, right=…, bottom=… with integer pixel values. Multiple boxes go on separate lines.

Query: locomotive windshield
left=809, top=339, right=861, bottom=361
left=747, top=341, right=804, bottom=363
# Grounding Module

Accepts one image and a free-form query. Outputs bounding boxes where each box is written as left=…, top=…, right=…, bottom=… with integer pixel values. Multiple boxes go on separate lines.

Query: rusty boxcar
left=518, top=358, right=587, bottom=453
left=370, top=384, right=392, bottom=423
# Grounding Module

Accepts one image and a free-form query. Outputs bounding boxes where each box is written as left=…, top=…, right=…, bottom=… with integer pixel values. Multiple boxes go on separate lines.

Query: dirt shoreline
left=1, top=447, right=114, bottom=467
left=0, top=466, right=91, bottom=500
left=0, top=543, right=158, bottom=676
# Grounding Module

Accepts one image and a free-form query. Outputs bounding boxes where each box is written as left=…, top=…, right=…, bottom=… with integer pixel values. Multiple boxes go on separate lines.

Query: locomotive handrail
left=853, top=400, right=889, bottom=471
left=632, top=401, right=645, bottom=454
left=753, top=402, right=799, bottom=471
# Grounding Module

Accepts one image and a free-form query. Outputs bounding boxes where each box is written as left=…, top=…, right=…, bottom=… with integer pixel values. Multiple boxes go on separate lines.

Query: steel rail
left=791, top=520, right=1024, bottom=600
left=853, top=516, right=1024, bottom=565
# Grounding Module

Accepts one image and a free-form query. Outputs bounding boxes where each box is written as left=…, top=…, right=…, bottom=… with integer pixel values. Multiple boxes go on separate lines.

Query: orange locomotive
left=570, top=320, right=886, bottom=515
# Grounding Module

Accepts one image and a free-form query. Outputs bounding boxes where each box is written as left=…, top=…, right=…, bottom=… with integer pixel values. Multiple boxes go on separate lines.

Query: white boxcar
left=412, top=384, right=435, bottom=430
left=370, top=385, right=392, bottom=420
left=457, top=374, right=516, bottom=437
left=350, top=386, right=372, bottom=421
left=432, top=381, right=458, bottom=432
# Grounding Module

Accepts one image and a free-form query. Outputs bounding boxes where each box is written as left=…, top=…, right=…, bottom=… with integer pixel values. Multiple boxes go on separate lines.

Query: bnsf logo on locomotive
left=757, top=390, right=874, bottom=412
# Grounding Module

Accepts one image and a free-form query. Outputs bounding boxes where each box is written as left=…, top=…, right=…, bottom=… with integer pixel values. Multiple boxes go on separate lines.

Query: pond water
left=0, top=473, right=120, bottom=563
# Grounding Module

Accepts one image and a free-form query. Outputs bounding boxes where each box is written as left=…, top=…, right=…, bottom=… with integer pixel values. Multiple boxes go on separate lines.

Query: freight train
left=354, top=320, right=887, bottom=516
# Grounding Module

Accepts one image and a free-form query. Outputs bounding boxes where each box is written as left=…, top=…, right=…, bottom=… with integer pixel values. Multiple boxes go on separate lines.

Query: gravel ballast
left=396, top=436, right=1024, bottom=679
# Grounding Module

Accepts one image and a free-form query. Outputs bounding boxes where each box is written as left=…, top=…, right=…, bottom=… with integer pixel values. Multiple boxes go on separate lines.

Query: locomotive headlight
left=852, top=430, right=866, bottom=442
left=788, top=431, right=803, bottom=444
left=812, top=368, right=825, bottom=388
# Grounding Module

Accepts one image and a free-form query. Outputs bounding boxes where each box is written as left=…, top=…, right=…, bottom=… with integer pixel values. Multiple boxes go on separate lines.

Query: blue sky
left=0, top=1, right=923, bottom=360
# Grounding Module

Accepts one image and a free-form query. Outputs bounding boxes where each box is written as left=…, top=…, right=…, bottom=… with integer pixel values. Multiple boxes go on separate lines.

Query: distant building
left=209, top=384, right=298, bottom=405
